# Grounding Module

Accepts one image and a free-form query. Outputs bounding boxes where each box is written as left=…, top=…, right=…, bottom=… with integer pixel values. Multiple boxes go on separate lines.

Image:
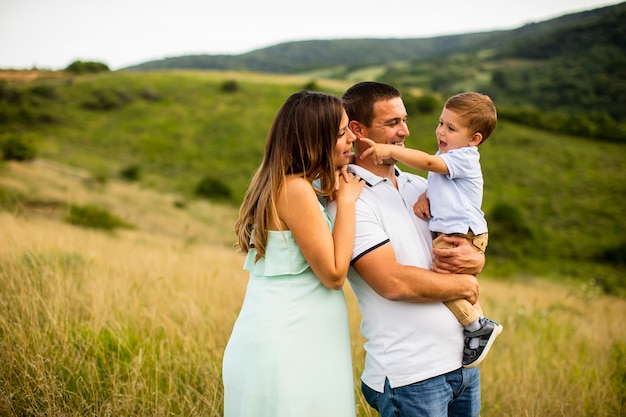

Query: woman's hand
left=335, top=165, right=351, bottom=190
left=334, top=172, right=365, bottom=204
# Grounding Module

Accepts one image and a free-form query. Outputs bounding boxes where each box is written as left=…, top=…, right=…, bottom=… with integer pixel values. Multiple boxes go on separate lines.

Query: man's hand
left=432, top=235, right=484, bottom=275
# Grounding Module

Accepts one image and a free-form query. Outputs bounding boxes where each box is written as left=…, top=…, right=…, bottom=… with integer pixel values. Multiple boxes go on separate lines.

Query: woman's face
left=334, top=111, right=356, bottom=168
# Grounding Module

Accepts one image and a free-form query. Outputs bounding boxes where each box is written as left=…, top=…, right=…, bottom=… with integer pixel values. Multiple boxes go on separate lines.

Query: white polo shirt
left=327, top=164, right=463, bottom=392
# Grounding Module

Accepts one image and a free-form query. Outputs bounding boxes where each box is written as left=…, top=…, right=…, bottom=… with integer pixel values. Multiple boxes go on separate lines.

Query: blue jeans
left=361, top=367, right=481, bottom=417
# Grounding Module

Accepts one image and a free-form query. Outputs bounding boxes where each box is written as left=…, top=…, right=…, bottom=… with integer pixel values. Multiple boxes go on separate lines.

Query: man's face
left=354, top=97, right=410, bottom=165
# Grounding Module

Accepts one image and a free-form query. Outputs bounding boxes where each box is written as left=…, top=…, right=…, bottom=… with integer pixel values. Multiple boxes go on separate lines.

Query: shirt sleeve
left=351, top=198, right=390, bottom=264
left=439, top=147, right=481, bottom=180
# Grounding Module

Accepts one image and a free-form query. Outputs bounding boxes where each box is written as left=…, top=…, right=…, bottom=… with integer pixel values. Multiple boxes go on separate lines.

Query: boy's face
left=435, top=108, right=481, bottom=154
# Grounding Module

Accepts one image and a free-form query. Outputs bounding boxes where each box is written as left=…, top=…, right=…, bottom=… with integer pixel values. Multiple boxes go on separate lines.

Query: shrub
left=29, top=85, right=59, bottom=100
left=119, top=164, right=141, bottom=182
left=487, top=202, right=533, bottom=258
left=82, top=89, right=133, bottom=111
left=139, top=87, right=161, bottom=101
left=489, top=203, right=532, bottom=238
left=173, top=200, right=187, bottom=209
left=65, top=60, right=110, bottom=74
left=303, top=81, right=320, bottom=91
left=65, top=204, right=132, bottom=231
left=221, top=80, right=239, bottom=93
left=596, top=242, right=626, bottom=266
left=415, top=94, right=440, bottom=114
left=1, top=134, right=37, bottom=161
left=0, top=80, right=19, bottom=102
left=194, top=175, right=232, bottom=201
left=92, top=171, right=109, bottom=186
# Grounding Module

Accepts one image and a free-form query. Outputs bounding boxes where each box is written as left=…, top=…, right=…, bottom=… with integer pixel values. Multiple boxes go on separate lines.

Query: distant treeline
left=123, top=2, right=626, bottom=142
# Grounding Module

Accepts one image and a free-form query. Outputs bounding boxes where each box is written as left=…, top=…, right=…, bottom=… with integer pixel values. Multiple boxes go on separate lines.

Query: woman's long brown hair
left=234, top=90, right=344, bottom=261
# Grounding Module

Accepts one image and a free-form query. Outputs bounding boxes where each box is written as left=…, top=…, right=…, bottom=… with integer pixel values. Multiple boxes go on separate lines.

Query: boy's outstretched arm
left=358, top=138, right=449, bottom=174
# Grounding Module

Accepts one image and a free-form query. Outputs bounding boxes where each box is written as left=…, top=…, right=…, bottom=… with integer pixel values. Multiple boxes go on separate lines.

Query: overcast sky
left=1, top=0, right=622, bottom=70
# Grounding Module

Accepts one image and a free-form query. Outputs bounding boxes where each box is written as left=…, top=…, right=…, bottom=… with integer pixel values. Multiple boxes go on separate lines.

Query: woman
left=222, top=90, right=364, bottom=417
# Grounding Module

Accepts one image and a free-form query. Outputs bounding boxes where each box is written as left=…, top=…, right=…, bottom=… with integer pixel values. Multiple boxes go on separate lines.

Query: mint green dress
left=222, top=203, right=356, bottom=417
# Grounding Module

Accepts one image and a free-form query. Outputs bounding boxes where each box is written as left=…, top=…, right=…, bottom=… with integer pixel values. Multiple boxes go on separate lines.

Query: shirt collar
left=347, top=164, right=405, bottom=187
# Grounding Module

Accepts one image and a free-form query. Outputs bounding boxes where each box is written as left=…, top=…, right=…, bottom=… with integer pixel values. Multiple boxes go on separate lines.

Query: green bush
left=1, top=134, right=37, bottom=161
left=173, top=200, right=187, bottom=209
left=139, top=87, right=161, bottom=102
left=303, top=81, right=320, bottom=91
left=82, top=89, right=133, bottom=111
left=221, top=80, right=239, bottom=93
left=29, top=84, right=59, bottom=100
left=596, top=242, right=626, bottom=266
left=65, top=60, right=110, bottom=74
left=415, top=94, right=440, bottom=114
left=120, top=164, right=141, bottom=182
left=65, top=204, right=132, bottom=231
left=0, top=80, right=21, bottom=104
left=487, top=202, right=533, bottom=259
left=194, top=175, right=232, bottom=201
left=0, top=83, right=62, bottom=125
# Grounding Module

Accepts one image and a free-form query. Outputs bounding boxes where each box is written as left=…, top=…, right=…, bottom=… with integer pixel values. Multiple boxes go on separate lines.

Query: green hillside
left=1, top=70, right=625, bottom=294
left=123, top=4, right=619, bottom=74
left=122, top=3, right=626, bottom=142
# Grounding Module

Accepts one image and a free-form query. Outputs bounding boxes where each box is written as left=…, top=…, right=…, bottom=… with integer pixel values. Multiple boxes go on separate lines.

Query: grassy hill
left=0, top=70, right=625, bottom=294
left=120, top=2, right=626, bottom=141
left=123, top=4, right=619, bottom=74
left=1, top=6, right=625, bottom=414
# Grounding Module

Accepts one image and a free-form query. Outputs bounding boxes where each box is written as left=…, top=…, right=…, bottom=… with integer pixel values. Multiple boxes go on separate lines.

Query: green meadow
left=1, top=70, right=625, bottom=415
left=2, top=70, right=624, bottom=291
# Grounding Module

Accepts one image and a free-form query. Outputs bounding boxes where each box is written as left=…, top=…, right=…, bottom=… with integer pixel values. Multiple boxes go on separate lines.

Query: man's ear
left=349, top=120, right=365, bottom=138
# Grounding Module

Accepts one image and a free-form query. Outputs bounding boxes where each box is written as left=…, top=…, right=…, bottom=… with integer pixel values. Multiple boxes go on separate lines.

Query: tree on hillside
left=65, top=60, right=110, bottom=74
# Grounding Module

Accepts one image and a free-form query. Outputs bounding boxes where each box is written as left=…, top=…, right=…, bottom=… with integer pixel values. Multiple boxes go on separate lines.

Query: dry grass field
left=1, top=160, right=625, bottom=416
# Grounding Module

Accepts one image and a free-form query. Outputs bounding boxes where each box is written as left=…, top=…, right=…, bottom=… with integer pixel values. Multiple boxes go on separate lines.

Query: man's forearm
left=368, top=264, right=479, bottom=304
left=395, top=267, right=479, bottom=303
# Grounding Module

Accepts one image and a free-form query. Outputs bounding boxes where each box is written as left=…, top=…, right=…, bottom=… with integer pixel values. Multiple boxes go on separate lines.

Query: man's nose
left=399, top=121, right=410, bottom=137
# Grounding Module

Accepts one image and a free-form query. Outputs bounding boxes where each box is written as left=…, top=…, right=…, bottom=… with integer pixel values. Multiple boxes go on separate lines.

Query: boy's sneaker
left=462, top=317, right=503, bottom=368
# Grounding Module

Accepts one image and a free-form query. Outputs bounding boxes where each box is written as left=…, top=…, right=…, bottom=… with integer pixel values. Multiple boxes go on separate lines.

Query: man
left=327, top=82, right=485, bottom=416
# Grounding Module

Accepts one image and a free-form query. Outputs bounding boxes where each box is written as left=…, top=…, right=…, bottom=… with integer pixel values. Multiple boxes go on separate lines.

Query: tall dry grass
left=1, top=160, right=625, bottom=416
left=0, top=210, right=248, bottom=416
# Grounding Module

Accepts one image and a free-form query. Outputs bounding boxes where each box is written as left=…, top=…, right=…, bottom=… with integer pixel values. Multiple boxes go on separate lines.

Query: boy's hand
left=413, top=192, right=430, bottom=220
left=358, top=138, right=391, bottom=165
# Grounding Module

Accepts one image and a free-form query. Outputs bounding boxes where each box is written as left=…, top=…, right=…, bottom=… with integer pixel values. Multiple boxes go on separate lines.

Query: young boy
left=360, top=91, right=503, bottom=368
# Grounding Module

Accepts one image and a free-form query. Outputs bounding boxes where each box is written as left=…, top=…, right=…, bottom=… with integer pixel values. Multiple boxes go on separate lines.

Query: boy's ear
left=470, top=132, right=484, bottom=146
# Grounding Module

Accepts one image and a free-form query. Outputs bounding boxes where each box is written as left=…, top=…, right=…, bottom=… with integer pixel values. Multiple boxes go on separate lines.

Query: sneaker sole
left=463, top=323, right=503, bottom=369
